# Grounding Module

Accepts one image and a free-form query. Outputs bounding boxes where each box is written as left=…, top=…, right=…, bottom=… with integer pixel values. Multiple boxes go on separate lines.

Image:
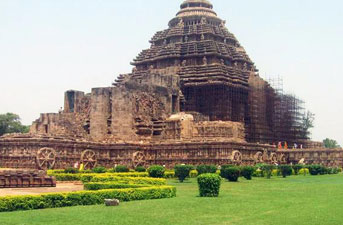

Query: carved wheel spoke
left=36, top=148, right=56, bottom=170
left=81, top=150, right=97, bottom=170
left=132, top=152, right=146, bottom=168
left=270, top=153, right=278, bottom=164
left=231, top=151, right=242, bottom=164
left=254, top=152, right=263, bottom=163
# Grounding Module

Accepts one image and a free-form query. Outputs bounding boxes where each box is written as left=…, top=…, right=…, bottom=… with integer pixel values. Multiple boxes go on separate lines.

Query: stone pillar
left=90, top=88, right=111, bottom=141
left=111, top=87, right=136, bottom=140
left=64, top=90, right=85, bottom=113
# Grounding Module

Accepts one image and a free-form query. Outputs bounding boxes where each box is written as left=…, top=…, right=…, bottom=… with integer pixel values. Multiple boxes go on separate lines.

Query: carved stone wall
left=0, top=137, right=277, bottom=170
left=279, top=149, right=343, bottom=167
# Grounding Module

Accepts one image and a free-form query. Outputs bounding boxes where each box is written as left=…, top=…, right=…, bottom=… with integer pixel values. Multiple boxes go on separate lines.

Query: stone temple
left=1, top=0, right=342, bottom=170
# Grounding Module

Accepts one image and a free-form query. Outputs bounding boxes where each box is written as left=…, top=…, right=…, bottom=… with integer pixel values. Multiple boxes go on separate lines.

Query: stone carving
left=132, top=151, right=146, bottom=168
left=270, top=153, right=278, bottom=164
left=81, top=150, right=97, bottom=169
left=254, top=152, right=263, bottom=163
left=36, top=148, right=56, bottom=170
left=201, top=33, right=205, bottom=41
left=182, top=60, right=187, bottom=66
left=178, top=19, right=184, bottom=27
left=200, top=17, right=207, bottom=25
left=0, top=169, right=56, bottom=188
left=279, top=154, right=287, bottom=164
left=202, top=56, right=207, bottom=65
left=231, top=150, right=242, bottom=163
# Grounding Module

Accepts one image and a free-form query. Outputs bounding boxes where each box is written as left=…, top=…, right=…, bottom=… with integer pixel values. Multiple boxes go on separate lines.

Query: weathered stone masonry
left=1, top=0, right=342, bottom=169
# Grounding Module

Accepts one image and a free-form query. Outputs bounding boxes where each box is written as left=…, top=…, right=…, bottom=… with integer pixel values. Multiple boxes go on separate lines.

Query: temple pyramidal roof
left=129, top=0, right=255, bottom=89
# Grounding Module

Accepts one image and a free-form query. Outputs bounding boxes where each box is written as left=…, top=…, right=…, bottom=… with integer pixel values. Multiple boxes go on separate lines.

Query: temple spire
left=177, top=0, right=217, bottom=18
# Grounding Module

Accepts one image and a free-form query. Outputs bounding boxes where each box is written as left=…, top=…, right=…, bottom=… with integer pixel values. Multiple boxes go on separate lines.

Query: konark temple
left=1, top=0, right=342, bottom=170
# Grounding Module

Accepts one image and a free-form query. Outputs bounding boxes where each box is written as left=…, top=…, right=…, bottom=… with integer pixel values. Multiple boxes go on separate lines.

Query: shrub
left=0, top=186, right=176, bottom=212
left=292, top=164, right=303, bottom=175
left=135, top=166, right=146, bottom=172
left=147, top=165, right=165, bottom=178
left=279, top=165, right=292, bottom=178
left=299, top=168, right=309, bottom=175
left=271, top=169, right=280, bottom=177
left=220, top=165, right=235, bottom=178
left=64, top=167, right=79, bottom=174
left=331, top=167, right=340, bottom=174
left=174, top=165, right=194, bottom=182
left=197, top=173, right=221, bottom=197
left=164, top=171, right=175, bottom=178
left=226, top=167, right=240, bottom=182
left=54, top=174, right=81, bottom=181
left=189, top=170, right=198, bottom=178
left=84, top=182, right=148, bottom=190
left=261, top=164, right=274, bottom=179
left=196, top=165, right=217, bottom=175
left=241, top=166, right=255, bottom=180
left=115, top=165, right=129, bottom=173
left=88, top=175, right=166, bottom=185
left=253, top=168, right=264, bottom=177
left=308, top=165, right=325, bottom=175
left=92, top=166, right=107, bottom=173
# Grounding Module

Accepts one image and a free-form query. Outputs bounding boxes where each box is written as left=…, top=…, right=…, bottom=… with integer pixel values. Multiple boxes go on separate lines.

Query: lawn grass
left=1, top=174, right=343, bottom=225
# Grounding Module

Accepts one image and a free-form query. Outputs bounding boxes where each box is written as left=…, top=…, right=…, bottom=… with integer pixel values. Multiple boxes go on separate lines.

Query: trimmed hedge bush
left=220, top=165, right=235, bottom=178
left=196, top=165, right=217, bottom=175
left=51, top=172, right=149, bottom=182
left=147, top=165, right=165, bottom=178
left=89, top=175, right=167, bottom=186
left=53, top=173, right=81, bottom=181
left=292, top=164, right=303, bottom=175
left=164, top=171, right=175, bottom=179
left=92, top=166, right=107, bottom=173
left=135, top=166, right=146, bottom=172
left=261, top=164, right=274, bottom=179
left=174, top=165, right=193, bottom=182
left=197, top=173, right=221, bottom=197
left=279, top=165, right=292, bottom=178
left=189, top=170, right=198, bottom=178
left=299, top=168, right=309, bottom=175
left=308, top=165, right=325, bottom=175
left=115, top=165, right=129, bottom=173
left=241, top=166, right=255, bottom=180
left=84, top=182, right=148, bottom=190
left=221, top=167, right=240, bottom=182
left=0, top=186, right=176, bottom=212
left=64, top=168, right=79, bottom=174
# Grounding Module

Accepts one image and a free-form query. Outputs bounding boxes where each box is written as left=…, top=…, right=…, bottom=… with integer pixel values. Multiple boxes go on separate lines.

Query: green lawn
left=1, top=174, right=343, bottom=225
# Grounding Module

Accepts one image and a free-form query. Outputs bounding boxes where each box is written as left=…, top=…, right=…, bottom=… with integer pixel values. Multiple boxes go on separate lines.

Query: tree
left=323, top=138, right=341, bottom=149
left=301, top=111, right=315, bottom=139
left=0, top=113, right=30, bottom=136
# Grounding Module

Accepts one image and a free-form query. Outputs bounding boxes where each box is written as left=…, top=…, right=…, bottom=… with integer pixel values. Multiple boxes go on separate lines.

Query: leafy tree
left=301, top=111, right=315, bottom=139
left=323, top=138, right=341, bottom=149
left=0, top=113, right=29, bottom=136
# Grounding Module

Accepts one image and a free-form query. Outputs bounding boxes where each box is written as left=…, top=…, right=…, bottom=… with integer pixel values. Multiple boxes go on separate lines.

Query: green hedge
left=197, top=173, right=221, bottom=197
left=89, top=175, right=167, bottom=186
left=84, top=182, right=149, bottom=190
left=0, top=186, right=176, bottom=212
left=51, top=172, right=149, bottom=182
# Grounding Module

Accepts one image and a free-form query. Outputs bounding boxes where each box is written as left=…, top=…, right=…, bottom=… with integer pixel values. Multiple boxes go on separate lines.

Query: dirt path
left=0, top=183, right=84, bottom=197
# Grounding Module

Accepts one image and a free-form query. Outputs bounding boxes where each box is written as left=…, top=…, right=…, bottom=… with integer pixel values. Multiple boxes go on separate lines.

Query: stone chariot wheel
left=254, top=152, right=263, bottom=163
left=270, top=153, right=278, bottom=164
left=231, top=151, right=243, bottom=164
left=36, top=148, right=56, bottom=170
left=132, top=151, right=146, bottom=168
left=81, top=150, right=97, bottom=170
left=279, top=154, right=287, bottom=164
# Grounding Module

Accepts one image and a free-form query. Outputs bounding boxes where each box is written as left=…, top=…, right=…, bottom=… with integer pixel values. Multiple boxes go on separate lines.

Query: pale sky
left=0, top=0, right=342, bottom=145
